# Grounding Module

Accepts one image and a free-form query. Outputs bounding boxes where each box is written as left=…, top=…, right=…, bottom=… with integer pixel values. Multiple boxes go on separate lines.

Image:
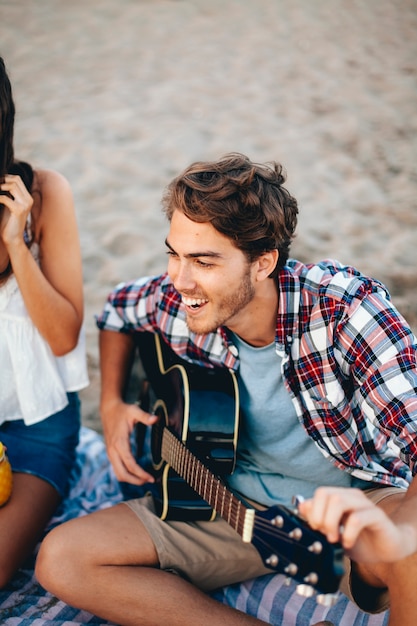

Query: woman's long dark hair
left=0, top=57, right=34, bottom=189
left=0, top=57, right=35, bottom=280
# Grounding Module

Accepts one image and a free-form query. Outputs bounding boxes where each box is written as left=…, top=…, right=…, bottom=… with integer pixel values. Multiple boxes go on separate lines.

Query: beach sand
left=2, top=0, right=417, bottom=432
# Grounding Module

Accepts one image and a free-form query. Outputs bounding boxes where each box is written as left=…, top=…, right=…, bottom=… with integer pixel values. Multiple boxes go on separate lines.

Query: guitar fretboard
left=161, top=428, right=255, bottom=542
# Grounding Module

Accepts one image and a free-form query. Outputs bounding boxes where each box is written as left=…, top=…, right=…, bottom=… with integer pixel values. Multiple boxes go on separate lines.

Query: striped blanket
left=0, top=427, right=389, bottom=625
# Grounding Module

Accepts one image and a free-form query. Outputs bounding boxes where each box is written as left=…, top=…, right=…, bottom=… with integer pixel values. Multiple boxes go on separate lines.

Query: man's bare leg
left=36, top=503, right=268, bottom=626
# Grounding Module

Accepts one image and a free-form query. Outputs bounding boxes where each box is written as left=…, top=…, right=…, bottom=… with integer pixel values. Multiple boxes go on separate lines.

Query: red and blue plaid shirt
left=97, top=259, right=417, bottom=488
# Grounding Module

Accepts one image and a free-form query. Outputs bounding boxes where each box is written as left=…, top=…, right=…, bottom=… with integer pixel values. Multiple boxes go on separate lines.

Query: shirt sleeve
left=95, top=275, right=166, bottom=333
left=336, top=287, right=417, bottom=475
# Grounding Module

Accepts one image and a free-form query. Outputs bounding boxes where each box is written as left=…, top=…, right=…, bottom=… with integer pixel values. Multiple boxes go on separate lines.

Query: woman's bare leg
left=0, top=472, right=60, bottom=588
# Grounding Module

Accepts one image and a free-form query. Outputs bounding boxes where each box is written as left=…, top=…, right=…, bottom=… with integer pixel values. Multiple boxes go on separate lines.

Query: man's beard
left=185, top=271, right=255, bottom=335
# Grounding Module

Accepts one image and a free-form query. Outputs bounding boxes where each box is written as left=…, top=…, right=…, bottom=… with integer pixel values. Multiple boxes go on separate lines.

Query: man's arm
left=99, top=329, right=157, bottom=485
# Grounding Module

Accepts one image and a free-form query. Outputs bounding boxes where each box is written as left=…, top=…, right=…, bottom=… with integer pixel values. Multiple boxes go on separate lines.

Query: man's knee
left=35, top=524, right=76, bottom=591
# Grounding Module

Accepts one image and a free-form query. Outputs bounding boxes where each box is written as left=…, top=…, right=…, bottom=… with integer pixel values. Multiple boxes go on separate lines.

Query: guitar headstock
left=252, top=504, right=344, bottom=595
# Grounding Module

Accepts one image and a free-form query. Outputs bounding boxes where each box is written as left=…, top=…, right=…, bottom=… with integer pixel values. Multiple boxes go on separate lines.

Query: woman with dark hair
left=0, top=56, right=88, bottom=587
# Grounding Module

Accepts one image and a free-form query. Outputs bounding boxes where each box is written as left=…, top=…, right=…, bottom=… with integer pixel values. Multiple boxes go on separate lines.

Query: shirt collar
left=275, top=264, right=300, bottom=353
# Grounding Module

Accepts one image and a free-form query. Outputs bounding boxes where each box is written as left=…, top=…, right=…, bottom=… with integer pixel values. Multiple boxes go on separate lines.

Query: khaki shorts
left=125, top=485, right=405, bottom=612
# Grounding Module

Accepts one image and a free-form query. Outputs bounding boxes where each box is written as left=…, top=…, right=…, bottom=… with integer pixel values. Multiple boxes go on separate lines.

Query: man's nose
left=170, top=262, right=196, bottom=292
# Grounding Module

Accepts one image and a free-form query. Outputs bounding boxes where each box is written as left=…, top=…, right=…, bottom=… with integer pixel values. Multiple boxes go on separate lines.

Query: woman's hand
left=0, top=174, right=33, bottom=248
left=0, top=169, right=84, bottom=355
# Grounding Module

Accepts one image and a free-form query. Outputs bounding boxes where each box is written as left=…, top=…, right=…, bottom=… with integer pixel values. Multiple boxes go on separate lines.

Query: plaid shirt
left=97, top=259, right=417, bottom=488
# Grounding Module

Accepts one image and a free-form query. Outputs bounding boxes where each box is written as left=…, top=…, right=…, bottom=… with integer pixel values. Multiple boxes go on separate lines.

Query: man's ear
left=256, top=249, right=279, bottom=281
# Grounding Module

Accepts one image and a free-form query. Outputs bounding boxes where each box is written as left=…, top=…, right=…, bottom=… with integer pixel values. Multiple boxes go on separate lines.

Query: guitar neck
left=162, top=428, right=255, bottom=542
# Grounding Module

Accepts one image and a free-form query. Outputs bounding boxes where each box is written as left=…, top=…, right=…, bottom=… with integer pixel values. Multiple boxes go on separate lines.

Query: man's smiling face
left=166, top=209, right=256, bottom=335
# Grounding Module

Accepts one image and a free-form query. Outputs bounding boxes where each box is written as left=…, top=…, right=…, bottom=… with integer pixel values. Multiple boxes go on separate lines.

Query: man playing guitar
left=37, top=153, right=417, bottom=626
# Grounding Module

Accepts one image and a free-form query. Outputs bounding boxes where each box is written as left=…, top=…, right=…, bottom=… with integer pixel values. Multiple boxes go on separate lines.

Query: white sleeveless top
left=0, top=244, right=89, bottom=426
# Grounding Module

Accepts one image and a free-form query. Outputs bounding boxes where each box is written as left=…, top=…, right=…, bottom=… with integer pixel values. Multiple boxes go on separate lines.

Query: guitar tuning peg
left=265, top=554, right=279, bottom=567
left=303, top=572, right=319, bottom=585
left=292, top=494, right=305, bottom=512
left=308, top=540, right=323, bottom=554
left=271, top=515, right=284, bottom=528
left=289, top=527, right=303, bottom=540
left=284, top=563, right=298, bottom=576
left=316, top=593, right=340, bottom=607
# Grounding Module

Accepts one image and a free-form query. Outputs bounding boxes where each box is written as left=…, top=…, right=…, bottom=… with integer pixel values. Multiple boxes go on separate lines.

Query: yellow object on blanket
left=0, top=441, right=13, bottom=506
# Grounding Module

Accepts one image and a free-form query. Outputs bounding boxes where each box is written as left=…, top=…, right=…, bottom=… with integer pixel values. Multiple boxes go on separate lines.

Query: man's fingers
left=110, top=446, right=155, bottom=485
left=300, top=487, right=371, bottom=543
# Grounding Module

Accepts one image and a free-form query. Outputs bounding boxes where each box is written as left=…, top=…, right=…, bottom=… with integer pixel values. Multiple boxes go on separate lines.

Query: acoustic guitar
left=135, top=332, right=344, bottom=597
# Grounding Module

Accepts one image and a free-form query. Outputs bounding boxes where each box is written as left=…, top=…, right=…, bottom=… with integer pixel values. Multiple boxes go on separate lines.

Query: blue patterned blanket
left=0, top=428, right=389, bottom=625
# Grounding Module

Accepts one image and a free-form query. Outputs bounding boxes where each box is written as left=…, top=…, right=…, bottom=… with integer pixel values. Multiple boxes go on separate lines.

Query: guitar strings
left=163, top=432, right=317, bottom=549
left=253, top=518, right=310, bottom=544
left=252, top=521, right=318, bottom=561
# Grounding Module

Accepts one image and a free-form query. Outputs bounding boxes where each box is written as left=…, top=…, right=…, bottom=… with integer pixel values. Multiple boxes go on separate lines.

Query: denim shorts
left=0, top=392, right=81, bottom=498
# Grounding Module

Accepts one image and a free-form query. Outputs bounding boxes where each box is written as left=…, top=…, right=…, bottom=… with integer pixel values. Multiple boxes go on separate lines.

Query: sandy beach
left=2, top=0, right=416, bottom=432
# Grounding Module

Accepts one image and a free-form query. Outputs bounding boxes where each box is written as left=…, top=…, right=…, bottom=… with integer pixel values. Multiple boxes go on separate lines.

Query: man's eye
left=196, top=260, right=213, bottom=268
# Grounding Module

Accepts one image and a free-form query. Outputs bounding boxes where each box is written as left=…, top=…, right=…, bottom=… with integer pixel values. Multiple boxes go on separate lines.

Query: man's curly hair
left=162, top=153, right=298, bottom=277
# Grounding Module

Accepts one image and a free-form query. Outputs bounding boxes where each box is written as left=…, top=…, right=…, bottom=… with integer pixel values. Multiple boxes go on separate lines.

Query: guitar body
left=136, top=332, right=240, bottom=521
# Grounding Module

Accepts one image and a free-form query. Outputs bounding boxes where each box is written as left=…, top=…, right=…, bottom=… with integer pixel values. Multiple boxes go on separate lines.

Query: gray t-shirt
left=226, top=333, right=365, bottom=507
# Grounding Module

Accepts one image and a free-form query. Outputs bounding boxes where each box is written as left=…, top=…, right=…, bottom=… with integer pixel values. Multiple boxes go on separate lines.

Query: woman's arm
left=0, top=169, right=83, bottom=355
